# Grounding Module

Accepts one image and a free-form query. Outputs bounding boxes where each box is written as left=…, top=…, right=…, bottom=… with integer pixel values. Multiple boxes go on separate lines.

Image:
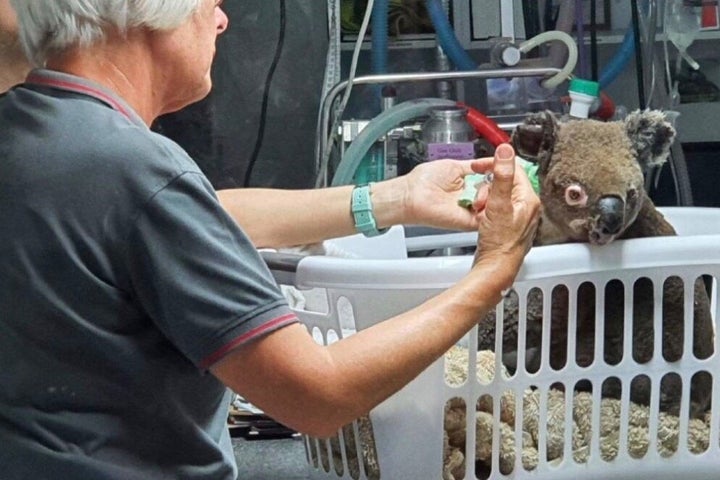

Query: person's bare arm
left=211, top=144, right=540, bottom=438
left=211, top=257, right=518, bottom=438
left=216, top=159, right=482, bottom=249
left=217, top=184, right=358, bottom=248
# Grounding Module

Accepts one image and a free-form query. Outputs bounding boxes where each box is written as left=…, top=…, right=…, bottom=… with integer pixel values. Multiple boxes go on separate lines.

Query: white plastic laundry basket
left=264, top=207, right=720, bottom=480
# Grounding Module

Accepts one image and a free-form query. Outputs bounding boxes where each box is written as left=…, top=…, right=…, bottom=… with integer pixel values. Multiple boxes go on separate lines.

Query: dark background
left=154, top=0, right=328, bottom=190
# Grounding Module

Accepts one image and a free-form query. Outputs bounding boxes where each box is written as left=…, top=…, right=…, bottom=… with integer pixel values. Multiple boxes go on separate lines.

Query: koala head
left=511, top=110, right=675, bottom=245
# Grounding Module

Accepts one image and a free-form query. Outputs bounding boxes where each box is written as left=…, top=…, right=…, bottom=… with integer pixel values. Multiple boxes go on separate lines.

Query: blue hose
left=425, top=0, right=633, bottom=88
left=372, top=0, right=388, bottom=75
left=424, top=0, right=477, bottom=71
left=598, top=25, right=635, bottom=90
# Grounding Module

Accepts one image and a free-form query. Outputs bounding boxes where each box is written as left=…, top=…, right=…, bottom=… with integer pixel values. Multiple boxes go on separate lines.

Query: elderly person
left=0, top=1, right=540, bottom=479
left=0, top=0, right=29, bottom=90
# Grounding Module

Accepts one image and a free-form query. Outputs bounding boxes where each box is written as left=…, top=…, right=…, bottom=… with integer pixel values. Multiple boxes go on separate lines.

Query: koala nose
left=597, top=196, right=625, bottom=235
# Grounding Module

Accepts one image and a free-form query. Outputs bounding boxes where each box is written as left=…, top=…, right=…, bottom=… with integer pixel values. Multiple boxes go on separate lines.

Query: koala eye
left=565, top=184, right=588, bottom=207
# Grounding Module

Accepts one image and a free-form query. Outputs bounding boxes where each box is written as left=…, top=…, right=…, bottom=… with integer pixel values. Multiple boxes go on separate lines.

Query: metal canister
left=421, top=106, right=477, bottom=160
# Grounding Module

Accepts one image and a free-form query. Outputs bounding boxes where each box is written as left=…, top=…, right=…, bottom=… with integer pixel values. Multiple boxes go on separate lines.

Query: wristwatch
left=351, top=184, right=388, bottom=237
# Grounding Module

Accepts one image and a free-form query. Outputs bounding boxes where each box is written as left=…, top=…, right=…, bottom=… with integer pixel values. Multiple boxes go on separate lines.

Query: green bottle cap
left=569, top=78, right=599, bottom=97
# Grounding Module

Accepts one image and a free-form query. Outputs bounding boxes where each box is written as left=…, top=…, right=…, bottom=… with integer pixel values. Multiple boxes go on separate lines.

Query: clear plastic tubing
left=518, top=31, right=578, bottom=89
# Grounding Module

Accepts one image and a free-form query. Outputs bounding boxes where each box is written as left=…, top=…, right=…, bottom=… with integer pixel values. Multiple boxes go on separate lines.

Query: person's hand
left=471, top=143, right=541, bottom=279
left=383, top=158, right=487, bottom=231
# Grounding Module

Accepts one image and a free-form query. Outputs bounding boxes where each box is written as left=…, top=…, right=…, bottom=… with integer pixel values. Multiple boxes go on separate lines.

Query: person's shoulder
left=120, top=125, right=201, bottom=174
left=21, top=83, right=203, bottom=177
left=101, top=125, right=209, bottom=199
left=104, top=128, right=206, bottom=191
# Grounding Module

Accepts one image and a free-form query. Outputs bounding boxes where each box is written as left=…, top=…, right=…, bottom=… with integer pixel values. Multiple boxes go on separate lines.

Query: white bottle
left=568, top=78, right=599, bottom=119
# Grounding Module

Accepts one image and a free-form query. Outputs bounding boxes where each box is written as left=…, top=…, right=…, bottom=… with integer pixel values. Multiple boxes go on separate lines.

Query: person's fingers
left=455, top=159, right=480, bottom=177
left=472, top=182, right=489, bottom=211
left=469, top=156, right=495, bottom=175
left=488, top=143, right=516, bottom=202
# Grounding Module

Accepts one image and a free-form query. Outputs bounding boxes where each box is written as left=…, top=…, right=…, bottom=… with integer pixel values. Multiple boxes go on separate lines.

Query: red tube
left=459, top=103, right=510, bottom=147
left=592, top=92, right=616, bottom=121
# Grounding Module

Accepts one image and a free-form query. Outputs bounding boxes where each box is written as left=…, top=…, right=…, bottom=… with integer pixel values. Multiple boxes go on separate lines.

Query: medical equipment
left=316, top=0, right=703, bottom=209
left=317, top=1, right=578, bottom=188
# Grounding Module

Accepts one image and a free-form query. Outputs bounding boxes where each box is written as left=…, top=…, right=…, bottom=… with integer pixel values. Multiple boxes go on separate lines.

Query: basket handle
left=260, top=251, right=305, bottom=285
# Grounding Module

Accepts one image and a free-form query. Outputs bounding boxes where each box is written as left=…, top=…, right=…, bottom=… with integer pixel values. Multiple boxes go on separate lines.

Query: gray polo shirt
left=0, top=69, right=297, bottom=479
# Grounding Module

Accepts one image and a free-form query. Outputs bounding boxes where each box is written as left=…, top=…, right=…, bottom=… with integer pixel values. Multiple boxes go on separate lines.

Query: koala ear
left=511, top=110, right=558, bottom=174
left=624, top=109, right=676, bottom=169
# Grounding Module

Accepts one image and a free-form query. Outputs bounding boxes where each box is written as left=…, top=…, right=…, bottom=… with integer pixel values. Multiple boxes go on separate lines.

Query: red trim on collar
left=26, top=73, right=135, bottom=122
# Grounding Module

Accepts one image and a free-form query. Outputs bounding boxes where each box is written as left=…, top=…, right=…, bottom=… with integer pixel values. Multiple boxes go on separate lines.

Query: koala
left=477, top=110, right=714, bottom=418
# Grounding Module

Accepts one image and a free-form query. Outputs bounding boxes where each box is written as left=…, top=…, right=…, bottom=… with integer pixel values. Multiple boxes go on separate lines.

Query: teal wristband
left=351, top=184, right=387, bottom=237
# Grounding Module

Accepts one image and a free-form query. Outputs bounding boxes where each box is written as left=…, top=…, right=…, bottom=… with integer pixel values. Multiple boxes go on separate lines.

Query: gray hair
left=9, top=0, right=203, bottom=66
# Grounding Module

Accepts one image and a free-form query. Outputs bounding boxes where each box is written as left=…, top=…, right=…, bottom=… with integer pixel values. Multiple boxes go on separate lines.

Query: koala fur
left=477, top=110, right=714, bottom=418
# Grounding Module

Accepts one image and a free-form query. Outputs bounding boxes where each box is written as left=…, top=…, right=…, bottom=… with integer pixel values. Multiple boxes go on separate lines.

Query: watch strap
left=351, top=184, right=387, bottom=237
